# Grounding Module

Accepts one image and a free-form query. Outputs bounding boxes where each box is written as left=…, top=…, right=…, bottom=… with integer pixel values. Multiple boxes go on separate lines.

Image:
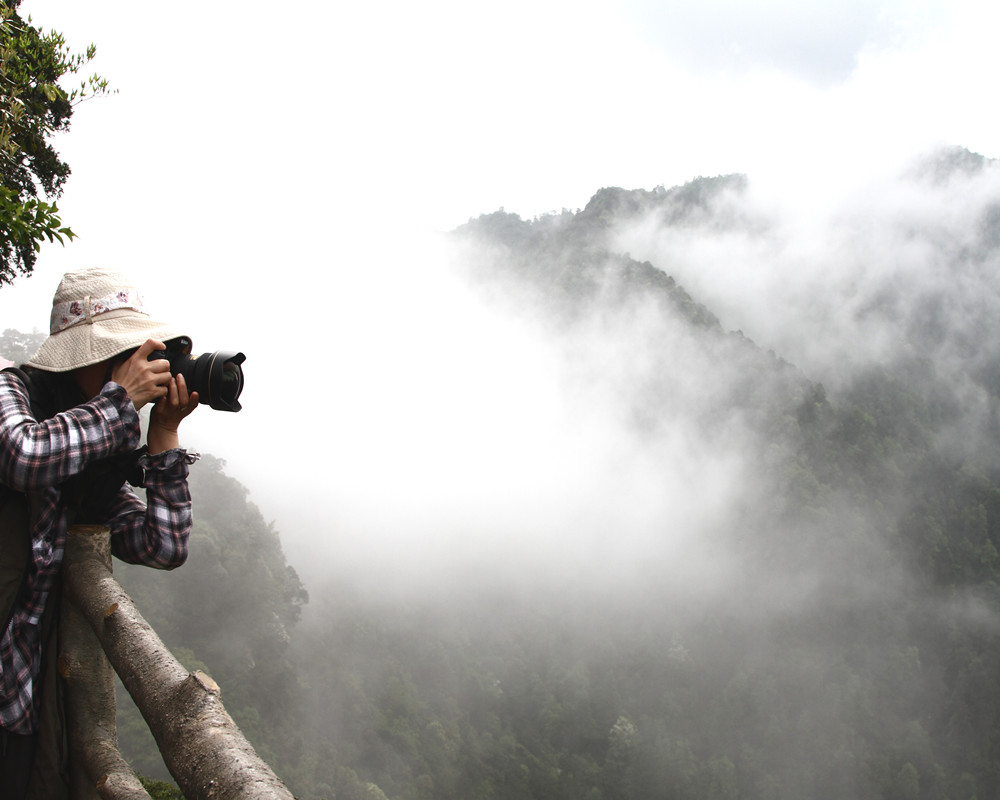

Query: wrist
left=147, top=424, right=180, bottom=455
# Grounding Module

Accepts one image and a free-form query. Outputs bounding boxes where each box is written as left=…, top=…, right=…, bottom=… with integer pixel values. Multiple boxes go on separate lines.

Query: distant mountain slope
left=453, top=184, right=810, bottom=449
left=100, top=153, right=1000, bottom=800
left=434, top=159, right=1000, bottom=799
left=456, top=146, right=1000, bottom=463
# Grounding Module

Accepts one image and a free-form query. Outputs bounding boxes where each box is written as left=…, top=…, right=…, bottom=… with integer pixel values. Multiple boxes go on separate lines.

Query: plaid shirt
left=0, top=372, right=196, bottom=734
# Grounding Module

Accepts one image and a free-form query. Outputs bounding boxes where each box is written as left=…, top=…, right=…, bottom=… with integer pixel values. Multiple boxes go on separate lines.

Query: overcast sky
left=3, top=0, right=999, bottom=584
left=6, top=0, right=995, bottom=305
left=10, top=0, right=998, bottom=241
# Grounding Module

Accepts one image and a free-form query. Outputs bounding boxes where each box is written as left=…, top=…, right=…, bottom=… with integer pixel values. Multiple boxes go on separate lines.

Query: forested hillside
left=113, top=453, right=308, bottom=780
left=5, top=147, right=1000, bottom=800
left=283, top=147, right=1000, bottom=800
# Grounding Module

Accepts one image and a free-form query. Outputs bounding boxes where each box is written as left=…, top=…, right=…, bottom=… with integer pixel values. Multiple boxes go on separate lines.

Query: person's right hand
left=110, top=339, right=173, bottom=410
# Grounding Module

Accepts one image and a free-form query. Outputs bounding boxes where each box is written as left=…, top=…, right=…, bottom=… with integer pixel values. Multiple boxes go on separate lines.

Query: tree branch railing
left=60, top=524, right=295, bottom=800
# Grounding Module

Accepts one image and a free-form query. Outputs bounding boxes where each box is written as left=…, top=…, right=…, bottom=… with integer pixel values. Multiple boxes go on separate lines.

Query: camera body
left=149, top=337, right=245, bottom=412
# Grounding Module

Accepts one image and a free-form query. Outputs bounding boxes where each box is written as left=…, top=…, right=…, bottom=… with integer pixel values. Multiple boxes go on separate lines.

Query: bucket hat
left=26, top=267, right=187, bottom=372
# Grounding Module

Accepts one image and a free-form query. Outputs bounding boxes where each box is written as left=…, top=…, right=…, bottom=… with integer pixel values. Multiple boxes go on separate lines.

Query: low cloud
left=614, top=151, right=1000, bottom=396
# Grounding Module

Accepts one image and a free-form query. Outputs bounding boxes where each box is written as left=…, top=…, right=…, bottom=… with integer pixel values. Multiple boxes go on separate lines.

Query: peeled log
left=62, top=526, right=295, bottom=800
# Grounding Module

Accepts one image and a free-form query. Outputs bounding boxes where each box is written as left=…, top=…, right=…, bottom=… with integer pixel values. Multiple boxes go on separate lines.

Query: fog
left=5, top=154, right=999, bottom=616
left=2, top=1, right=996, bottom=577
left=286, top=147, right=1000, bottom=644
left=8, top=3, right=1000, bottom=794
left=234, top=230, right=761, bottom=603
left=614, top=156, right=1000, bottom=384
left=0, top=0, right=994, bottom=619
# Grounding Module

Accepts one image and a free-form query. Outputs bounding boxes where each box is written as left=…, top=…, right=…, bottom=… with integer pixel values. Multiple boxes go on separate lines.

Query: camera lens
left=194, top=351, right=246, bottom=412
left=220, top=361, right=243, bottom=406
left=169, top=350, right=246, bottom=412
left=148, top=342, right=246, bottom=412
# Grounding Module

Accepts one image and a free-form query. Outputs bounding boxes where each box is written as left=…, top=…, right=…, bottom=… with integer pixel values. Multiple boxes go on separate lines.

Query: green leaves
left=0, top=184, right=74, bottom=285
left=0, top=2, right=113, bottom=284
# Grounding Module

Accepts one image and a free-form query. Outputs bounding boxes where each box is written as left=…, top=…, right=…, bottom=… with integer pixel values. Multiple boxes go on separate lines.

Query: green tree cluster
left=0, top=0, right=111, bottom=285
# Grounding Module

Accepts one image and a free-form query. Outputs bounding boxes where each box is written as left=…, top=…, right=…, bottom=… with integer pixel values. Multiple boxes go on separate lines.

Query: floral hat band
left=50, top=288, right=146, bottom=333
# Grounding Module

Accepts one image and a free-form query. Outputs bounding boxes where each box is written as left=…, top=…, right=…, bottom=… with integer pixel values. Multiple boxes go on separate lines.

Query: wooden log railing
left=59, top=524, right=295, bottom=800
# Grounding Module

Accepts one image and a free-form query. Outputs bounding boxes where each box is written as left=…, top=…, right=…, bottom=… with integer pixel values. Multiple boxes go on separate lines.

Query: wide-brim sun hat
left=26, top=267, right=188, bottom=372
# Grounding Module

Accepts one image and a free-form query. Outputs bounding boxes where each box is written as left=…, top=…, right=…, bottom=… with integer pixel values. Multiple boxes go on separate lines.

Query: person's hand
left=110, top=339, right=172, bottom=410
left=148, top=373, right=200, bottom=454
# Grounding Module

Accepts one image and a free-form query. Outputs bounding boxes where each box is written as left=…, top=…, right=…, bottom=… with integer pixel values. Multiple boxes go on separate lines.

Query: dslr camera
left=149, top=336, right=246, bottom=412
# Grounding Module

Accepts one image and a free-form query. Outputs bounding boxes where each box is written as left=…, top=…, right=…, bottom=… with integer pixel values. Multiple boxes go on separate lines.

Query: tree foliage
left=0, top=0, right=112, bottom=285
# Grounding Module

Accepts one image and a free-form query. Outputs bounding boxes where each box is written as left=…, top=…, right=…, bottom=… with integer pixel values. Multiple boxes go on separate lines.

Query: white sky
left=4, top=0, right=1000, bottom=584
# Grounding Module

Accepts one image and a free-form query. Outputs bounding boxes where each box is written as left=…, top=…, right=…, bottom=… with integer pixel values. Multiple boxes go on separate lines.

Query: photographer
left=0, top=267, right=200, bottom=799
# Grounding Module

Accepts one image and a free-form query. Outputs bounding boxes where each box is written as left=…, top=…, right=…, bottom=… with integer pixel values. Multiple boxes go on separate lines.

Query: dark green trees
left=114, top=454, right=308, bottom=780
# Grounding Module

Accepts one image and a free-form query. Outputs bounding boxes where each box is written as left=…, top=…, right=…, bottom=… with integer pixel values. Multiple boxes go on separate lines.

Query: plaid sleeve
left=0, top=372, right=141, bottom=492
left=108, top=448, right=197, bottom=569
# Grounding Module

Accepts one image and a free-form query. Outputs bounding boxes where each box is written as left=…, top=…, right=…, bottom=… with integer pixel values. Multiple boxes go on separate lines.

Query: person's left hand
left=148, top=373, right=200, bottom=454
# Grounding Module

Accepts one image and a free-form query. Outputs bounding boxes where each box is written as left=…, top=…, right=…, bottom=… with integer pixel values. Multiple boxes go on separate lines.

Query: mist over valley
left=24, top=146, right=997, bottom=799
left=4, top=0, right=1000, bottom=795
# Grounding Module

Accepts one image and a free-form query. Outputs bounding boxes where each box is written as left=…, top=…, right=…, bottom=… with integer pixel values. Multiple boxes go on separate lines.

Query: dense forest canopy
left=5, top=147, right=1000, bottom=800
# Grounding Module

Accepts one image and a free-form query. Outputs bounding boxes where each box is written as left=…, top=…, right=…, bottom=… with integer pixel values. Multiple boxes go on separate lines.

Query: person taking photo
left=0, top=267, right=200, bottom=799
